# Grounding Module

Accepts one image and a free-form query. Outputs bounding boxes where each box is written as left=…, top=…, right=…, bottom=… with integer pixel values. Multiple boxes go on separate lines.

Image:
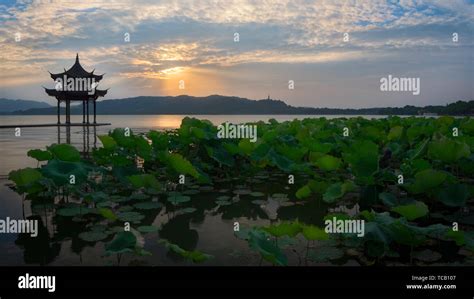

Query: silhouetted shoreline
left=1, top=96, right=472, bottom=116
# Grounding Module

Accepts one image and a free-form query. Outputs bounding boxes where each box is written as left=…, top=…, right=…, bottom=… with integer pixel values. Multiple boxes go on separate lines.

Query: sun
left=159, top=67, right=187, bottom=77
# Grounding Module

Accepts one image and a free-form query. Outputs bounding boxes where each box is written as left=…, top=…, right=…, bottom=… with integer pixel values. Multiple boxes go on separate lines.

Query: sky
left=0, top=0, right=473, bottom=108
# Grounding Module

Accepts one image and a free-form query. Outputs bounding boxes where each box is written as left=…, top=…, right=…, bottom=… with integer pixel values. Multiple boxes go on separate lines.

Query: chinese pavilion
left=44, top=54, right=108, bottom=124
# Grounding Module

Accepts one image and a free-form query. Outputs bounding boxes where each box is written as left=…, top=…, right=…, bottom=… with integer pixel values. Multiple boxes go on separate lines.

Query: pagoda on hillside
left=44, top=54, right=108, bottom=124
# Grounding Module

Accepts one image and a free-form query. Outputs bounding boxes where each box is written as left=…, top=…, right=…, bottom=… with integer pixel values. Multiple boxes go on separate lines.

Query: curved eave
left=49, top=72, right=103, bottom=81
left=44, top=87, right=58, bottom=96
left=44, top=88, right=108, bottom=99
left=96, top=88, right=107, bottom=97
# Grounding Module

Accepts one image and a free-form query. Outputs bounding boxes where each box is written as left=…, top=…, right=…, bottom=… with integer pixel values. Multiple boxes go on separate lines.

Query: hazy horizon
left=1, top=0, right=473, bottom=108
left=1, top=94, right=472, bottom=110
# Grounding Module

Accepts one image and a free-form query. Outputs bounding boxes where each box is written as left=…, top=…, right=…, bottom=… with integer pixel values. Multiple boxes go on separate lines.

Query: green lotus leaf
left=167, top=153, right=200, bottom=178
left=409, top=223, right=449, bottom=239
left=117, top=211, right=145, bottom=223
left=435, top=116, right=454, bottom=127
left=110, top=128, right=135, bottom=148
left=309, top=151, right=324, bottom=163
left=378, top=192, right=398, bottom=207
left=182, top=189, right=200, bottom=195
left=263, top=221, right=302, bottom=238
left=137, top=225, right=160, bottom=233
left=411, top=159, right=431, bottom=173
left=448, top=230, right=474, bottom=250
left=407, top=169, right=447, bottom=194
left=446, top=230, right=465, bottom=246
left=167, top=195, right=191, bottom=206
left=322, top=183, right=344, bottom=203
left=175, top=207, right=197, bottom=215
left=358, top=209, right=375, bottom=221
left=276, top=144, right=307, bottom=161
left=27, top=149, right=52, bottom=161
left=127, top=174, right=161, bottom=190
left=362, top=126, right=384, bottom=142
left=238, top=139, right=254, bottom=155
left=221, top=142, right=240, bottom=155
left=437, top=184, right=469, bottom=207
left=8, top=168, right=43, bottom=189
left=295, top=185, right=312, bottom=199
left=83, top=192, right=108, bottom=205
left=117, top=206, right=133, bottom=212
left=57, top=206, right=92, bottom=217
left=41, top=159, right=88, bottom=186
left=234, top=228, right=252, bottom=240
left=315, top=155, right=342, bottom=171
left=134, top=136, right=152, bottom=159
left=215, top=199, right=232, bottom=206
left=147, top=130, right=169, bottom=151
left=248, top=230, right=287, bottom=266
left=363, top=222, right=390, bottom=245
left=406, top=125, right=433, bottom=142
left=387, top=126, right=403, bottom=141
left=183, top=250, right=214, bottom=263
left=160, top=239, right=213, bottom=263
left=133, top=201, right=162, bottom=210
left=233, top=189, right=251, bottom=195
left=78, top=231, right=108, bottom=242
left=428, top=138, right=470, bottom=163
left=98, top=135, right=117, bottom=149
left=308, top=142, right=332, bottom=154
left=460, top=118, right=474, bottom=134
left=387, top=220, right=426, bottom=246
left=408, top=138, right=429, bottom=160
left=301, top=225, right=329, bottom=241
left=98, top=208, right=118, bottom=221
left=110, top=195, right=129, bottom=203
left=90, top=224, right=109, bottom=232
left=105, top=231, right=137, bottom=254
left=206, top=145, right=234, bottom=167
left=391, top=201, right=429, bottom=221
left=250, top=143, right=271, bottom=161
left=267, top=149, right=293, bottom=172
left=47, top=144, right=81, bottom=162
left=307, top=180, right=329, bottom=194
left=200, top=185, right=214, bottom=191
left=129, top=193, right=150, bottom=200
left=343, top=140, right=379, bottom=184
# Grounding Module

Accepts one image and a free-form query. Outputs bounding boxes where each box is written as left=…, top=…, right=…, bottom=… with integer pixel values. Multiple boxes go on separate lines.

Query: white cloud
left=0, top=0, right=471, bottom=106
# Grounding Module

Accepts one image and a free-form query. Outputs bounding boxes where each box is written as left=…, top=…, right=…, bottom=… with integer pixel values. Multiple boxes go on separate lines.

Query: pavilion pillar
left=66, top=100, right=71, bottom=124
left=82, top=100, right=86, bottom=123
left=93, top=100, right=97, bottom=124
left=86, top=100, right=90, bottom=124
left=57, top=100, right=60, bottom=124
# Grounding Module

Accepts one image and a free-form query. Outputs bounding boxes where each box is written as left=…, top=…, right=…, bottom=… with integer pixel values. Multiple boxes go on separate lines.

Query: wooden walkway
left=0, top=123, right=111, bottom=129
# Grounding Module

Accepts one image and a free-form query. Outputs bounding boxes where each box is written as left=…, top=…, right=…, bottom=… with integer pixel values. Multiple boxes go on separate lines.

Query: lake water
left=0, top=114, right=384, bottom=266
left=0, top=114, right=388, bottom=176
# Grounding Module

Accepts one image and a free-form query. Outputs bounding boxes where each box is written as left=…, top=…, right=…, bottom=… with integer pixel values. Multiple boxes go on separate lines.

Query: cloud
left=0, top=0, right=472, bottom=107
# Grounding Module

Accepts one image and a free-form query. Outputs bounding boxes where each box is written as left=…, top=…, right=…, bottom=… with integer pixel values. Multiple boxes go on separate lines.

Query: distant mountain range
left=0, top=99, right=51, bottom=113
left=0, top=96, right=473, bottom=116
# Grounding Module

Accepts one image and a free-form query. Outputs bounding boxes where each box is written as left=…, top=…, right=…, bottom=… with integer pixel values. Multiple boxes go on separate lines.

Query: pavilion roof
left=49, top=54, right=104, bottom=81
left=44, top=88, right=108, bottom=100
